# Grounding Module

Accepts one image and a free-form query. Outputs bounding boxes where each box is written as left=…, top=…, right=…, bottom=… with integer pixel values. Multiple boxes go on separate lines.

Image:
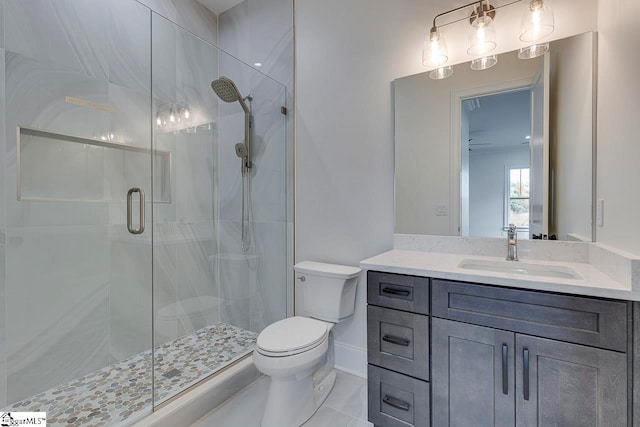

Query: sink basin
left=458, top=259, right=581, bottom=280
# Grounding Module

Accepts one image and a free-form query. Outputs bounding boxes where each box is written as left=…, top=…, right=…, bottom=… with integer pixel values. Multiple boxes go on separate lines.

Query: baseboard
left=132, top=357, right=260, bottom=427
left=334, top=341, right=367, bottom=378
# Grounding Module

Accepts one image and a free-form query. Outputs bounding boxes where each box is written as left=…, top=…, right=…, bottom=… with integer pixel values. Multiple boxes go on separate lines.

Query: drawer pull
left=523, top=348, right=530, bottom=401
left=382, top=335, right=410, bottom=347
left=502, top=344, right=508, bottom=395
left=382, top=287, right=411, bottom=297
left=383, top=395, right=411, bottom=411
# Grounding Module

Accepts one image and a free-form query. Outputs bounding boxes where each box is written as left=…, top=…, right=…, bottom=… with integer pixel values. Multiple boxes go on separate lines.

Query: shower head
left=211, top=76, right=249, bottom=114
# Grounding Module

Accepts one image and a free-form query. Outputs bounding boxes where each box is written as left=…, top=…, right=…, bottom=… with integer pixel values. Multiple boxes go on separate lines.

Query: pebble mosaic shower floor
left=3, top=322, right=258, bottom=426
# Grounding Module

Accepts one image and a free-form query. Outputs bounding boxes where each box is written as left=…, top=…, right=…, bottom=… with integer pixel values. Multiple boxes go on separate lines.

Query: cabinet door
left=432, top=318, right=515, bottom=427
left=516, top=334, right=627, bottom=427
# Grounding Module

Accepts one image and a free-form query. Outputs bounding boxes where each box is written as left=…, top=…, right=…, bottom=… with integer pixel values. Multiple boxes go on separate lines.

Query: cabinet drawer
left=368, top=365, right=430, bottom=427
left=368, top=271, right=429, bottom=314
left=432, top=279, right=629, bottom=352
left=368, top=305, right=429, bottom=381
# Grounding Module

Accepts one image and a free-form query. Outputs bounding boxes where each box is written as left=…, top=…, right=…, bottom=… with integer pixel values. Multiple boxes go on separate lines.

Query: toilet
left=253, top=261, right=362, bottom=427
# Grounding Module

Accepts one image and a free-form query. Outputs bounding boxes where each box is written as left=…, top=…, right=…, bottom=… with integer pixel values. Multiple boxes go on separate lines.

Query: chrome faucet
left=506, top=224, right=519, bottom=261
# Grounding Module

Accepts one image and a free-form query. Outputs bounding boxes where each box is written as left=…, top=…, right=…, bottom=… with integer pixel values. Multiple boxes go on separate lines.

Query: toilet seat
left=256, top=316, right=329, bottom=357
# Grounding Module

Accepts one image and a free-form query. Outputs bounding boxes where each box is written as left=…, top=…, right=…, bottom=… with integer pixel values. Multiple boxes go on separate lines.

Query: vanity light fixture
left=424, top=0, right=556, bottom=78
left=430, top=66, right=454, bottom=80
left=518, top=42, right=549, bottom=59
left=520, top=0, right=555, bottom=42
left=424, top=27, right=449, bottom=68
left=467, top=1, right=497, bottom=56
left=471, top=55, right=498, bottom=70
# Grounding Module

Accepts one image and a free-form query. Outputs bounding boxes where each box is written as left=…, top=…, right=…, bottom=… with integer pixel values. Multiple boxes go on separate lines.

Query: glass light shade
left=429, top=66, right=454, bottom=80
left=423, top=28, right=448, bottom=67
left=471, top=55, right=498, bottom=70
left=518, top=43, right=549, bottom=59
left=468, top=14, right=497, bottom=56
left=520, top=0, right=554, bottom=42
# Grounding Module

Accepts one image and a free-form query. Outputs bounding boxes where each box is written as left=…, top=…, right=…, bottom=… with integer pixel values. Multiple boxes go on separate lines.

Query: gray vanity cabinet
left=367, top=271, right=430, bottom=427
left=431, top=279, right=628, bottom=427
left=515, top=335, right=627, bottom=427
left=367, top=272, right=632, bottom=427
left=431, top=318, right=515, bottom=427
left=432, top=318, right=627, bottom=427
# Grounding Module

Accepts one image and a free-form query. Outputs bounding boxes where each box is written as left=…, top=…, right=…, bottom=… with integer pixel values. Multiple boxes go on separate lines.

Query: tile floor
left=4, top=323, right=256, bottom=426
left=193, top=370, right=371, bottom=427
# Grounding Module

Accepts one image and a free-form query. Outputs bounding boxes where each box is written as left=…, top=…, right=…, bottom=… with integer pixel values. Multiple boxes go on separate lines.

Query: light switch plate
left=436, top=205, right=448, bottom=216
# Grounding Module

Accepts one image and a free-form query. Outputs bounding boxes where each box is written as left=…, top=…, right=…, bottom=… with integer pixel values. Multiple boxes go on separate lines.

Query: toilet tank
left=295, top=261, right=362, bottom=323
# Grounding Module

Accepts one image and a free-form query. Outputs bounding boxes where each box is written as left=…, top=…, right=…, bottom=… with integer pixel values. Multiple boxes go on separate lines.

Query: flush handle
left=297, top=276, right=306, bottom=282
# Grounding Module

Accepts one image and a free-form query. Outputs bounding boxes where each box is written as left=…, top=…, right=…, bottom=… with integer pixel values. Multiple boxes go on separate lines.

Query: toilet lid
left=256, top=317, right=329, bottom=355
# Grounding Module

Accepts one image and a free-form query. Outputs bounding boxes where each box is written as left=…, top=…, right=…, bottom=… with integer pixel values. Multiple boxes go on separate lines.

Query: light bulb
left=520, top=0, right=554, bottom=42
left=156, top=114, right=162, bottom=127
left=169, top=108, right=176, bottom=123
left=423, top=27, right=448, bottom=68
left=468, top=12, right=497, bottom=56
left=183, top=107, right=190, bottom=119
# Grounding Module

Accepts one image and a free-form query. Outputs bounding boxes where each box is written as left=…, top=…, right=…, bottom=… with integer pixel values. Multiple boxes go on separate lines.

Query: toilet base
left=261, top=368, right=336, bottom=427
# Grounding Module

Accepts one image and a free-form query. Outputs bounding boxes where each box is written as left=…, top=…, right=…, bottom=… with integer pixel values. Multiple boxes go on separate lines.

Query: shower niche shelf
left=17, top=126, right=172, bottom=203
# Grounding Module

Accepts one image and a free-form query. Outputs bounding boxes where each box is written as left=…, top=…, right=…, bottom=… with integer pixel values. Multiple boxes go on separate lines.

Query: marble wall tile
left=218, top=0, right=293, bottom=87
left=140, top=0, right=218, bottom=46
left=109, top=0, right=151, bottom=92
left=151, top=12, right=178, bottom=104
left=108, top=230, right=153, bottom=363
left=5, top=226, right=110, bottom=404
left=249, top=221, right=287, bottom=332
left=217, top=220, right=253, bottom=330
left=175, top=132, right=215, bottom=223
left=216, top=59, right=287, bottom=224
left=4, top=51, right=112, bottom=227
left=153, top=222, right=179, bottom=346
left=5, top=0, right=108, bottom=80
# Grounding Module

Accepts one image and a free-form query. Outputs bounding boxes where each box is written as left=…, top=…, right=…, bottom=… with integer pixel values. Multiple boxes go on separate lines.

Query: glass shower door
left=151, top=12, right=288, bottom=405
left=1, top=0, right=154, bottom=424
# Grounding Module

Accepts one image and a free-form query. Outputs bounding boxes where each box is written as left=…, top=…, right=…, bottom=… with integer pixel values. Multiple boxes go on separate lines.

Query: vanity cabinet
left=431, top=279, right=629, bottom=427
left=366, top=271, right=634, bottom=427
left=432, top=318, right=627, bottom=426
left=367, top=271, right=430, bottom=427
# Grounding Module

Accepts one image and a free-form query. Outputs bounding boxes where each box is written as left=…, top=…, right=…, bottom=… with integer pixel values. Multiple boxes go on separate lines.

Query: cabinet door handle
left=523, top=348, right=530, bottom=401
left=383, top=395, right=411, bottom=411
left=382, top=335, right=410, bottom=347
left=502, top=344, right=508, bottom=395
left=381, top=287, right=410, bottom=297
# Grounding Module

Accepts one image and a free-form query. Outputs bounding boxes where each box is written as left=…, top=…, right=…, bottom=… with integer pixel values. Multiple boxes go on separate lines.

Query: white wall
left=549, top=33, right=594, bottom=241
left=295, top=0, right=599, bottom=377
left=596, top=0, right=640, bottom=255
left=469, top=148, right=530, bottom=238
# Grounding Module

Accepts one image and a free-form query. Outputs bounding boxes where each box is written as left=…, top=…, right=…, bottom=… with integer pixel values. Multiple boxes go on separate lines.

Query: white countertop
left=361, top=249, right=640, bottom=301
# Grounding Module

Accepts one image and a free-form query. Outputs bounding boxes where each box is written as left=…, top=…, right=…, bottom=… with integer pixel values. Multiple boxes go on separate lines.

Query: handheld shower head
left=211, top=76, right=249, bottom=113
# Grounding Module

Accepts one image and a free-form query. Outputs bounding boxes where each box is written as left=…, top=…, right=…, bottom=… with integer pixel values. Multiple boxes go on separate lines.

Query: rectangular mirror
left=394, top=31, right=596, bottom=241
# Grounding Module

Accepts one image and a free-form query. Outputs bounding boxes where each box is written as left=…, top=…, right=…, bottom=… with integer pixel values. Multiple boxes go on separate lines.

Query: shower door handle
left=127, top=187, right=145, bottom=235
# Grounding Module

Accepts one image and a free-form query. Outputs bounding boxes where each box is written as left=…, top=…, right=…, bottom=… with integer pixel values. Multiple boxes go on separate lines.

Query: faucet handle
left=508, top=224, right=517, bottom=233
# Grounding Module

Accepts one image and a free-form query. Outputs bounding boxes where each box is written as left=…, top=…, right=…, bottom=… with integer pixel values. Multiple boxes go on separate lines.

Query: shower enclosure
left=0, top=1, right=291, bottom=425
